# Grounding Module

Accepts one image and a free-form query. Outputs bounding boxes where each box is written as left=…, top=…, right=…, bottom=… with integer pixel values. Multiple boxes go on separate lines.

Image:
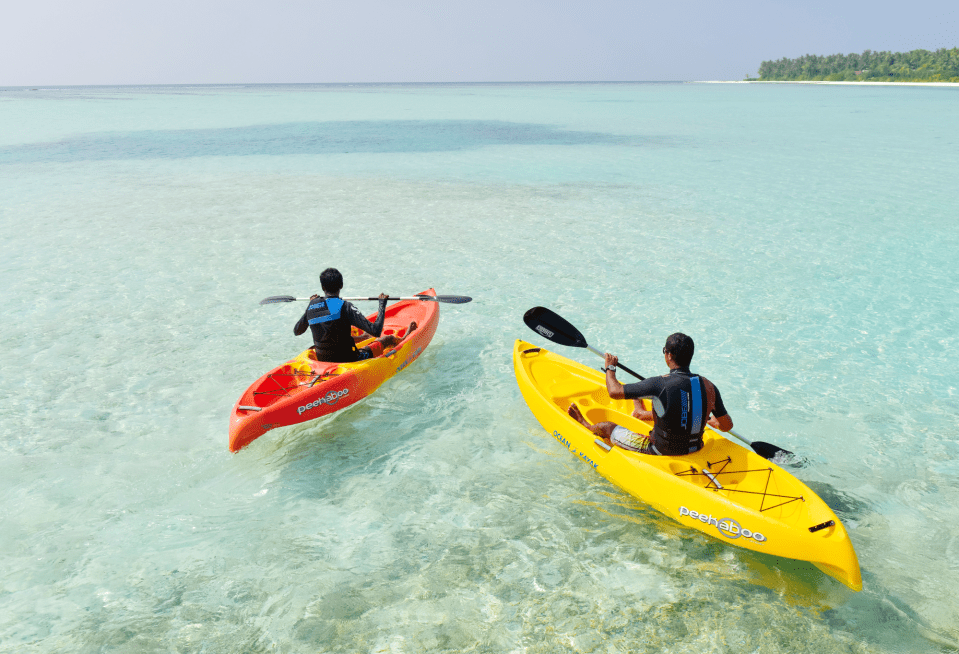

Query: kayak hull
left=229, top=290, right=439, bottom=452
left=513, top=340, right=862, bottom=591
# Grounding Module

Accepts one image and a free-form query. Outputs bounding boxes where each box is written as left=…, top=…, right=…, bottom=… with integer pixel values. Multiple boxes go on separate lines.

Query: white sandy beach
left=697, top=80, right=959, bottom=86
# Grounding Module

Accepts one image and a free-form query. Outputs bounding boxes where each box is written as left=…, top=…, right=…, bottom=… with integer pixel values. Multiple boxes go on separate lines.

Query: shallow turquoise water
left=2, top=82, right=958, bottom=652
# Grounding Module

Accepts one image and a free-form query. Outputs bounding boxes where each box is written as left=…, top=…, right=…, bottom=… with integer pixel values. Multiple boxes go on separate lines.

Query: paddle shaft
left=345, top=296, right=441, bottom=302
left=584, top=344, right=645, bottom=382
left=260, top=294, right=471, bottom=305
left=291, top=296, right=442, bottom=302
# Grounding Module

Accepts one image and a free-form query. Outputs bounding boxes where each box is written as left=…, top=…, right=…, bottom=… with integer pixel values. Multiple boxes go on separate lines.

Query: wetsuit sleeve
left=294, top=310, right=309, bottom=336
left=346, top=300, right=387, bottom=337
left=621, top=377, right=663, bottom=400
left=711, top=385, right=728, bottom=418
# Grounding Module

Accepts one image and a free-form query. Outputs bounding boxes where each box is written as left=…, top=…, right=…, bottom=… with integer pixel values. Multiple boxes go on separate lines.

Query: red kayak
left=229, top=289, right=440, bottom=451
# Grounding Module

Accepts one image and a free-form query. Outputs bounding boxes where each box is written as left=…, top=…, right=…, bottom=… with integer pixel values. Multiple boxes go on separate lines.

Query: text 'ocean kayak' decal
left=679, top=506, right=767, bottom=543
left=553, top=430, right=598, bottom=469
left=396, top=347, right=422, bottom=373
left=298, top=388, right=349, bottom=415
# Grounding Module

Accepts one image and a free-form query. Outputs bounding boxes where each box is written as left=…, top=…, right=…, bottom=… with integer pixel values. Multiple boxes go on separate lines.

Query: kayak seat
left=548, top=378, right=603, bottom=404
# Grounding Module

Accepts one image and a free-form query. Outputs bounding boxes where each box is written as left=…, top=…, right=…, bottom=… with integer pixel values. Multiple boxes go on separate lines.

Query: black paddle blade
left=751, top=441, right=793, bottom=461
left=523, top=307, right=588, bottom=348
left=422, top=294, right=473, bottom=304
left=259, top=295, right=298, bottom=305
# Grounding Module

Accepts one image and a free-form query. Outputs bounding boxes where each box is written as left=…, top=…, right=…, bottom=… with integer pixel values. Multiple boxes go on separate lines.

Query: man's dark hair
left=664, top=333, right=694, bottom=367
left=320, top=268, right=343, bottom=294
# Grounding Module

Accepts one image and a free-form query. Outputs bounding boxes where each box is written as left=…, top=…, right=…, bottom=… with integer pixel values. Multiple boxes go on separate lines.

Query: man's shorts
left=355, top=340, right=384, bottom=361
left=610, top=425, right=658, bottom=455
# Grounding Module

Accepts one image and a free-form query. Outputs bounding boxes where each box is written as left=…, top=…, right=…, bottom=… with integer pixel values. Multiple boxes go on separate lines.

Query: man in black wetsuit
left=293, top=268, right=412, bottom=363
left=568, top=333, right=733, bottom=455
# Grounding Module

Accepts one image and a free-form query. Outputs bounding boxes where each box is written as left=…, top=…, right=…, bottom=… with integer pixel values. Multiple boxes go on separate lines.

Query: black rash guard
left=622, top=367, right=727, bottom=456
left=294, top=295, right=387, bottom=363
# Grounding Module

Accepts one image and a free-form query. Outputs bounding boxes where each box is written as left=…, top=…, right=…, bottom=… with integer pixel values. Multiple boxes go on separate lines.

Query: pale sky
left=2, top=0, right=956, bottom=86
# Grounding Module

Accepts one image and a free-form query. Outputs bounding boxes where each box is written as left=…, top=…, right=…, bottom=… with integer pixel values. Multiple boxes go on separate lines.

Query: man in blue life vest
left=294, top=268, right=415, bottom=363
left=567, top=333, right=733, bottom=455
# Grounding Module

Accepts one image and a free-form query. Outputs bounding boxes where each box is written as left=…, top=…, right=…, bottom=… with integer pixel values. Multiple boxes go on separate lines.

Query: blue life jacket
left=648, top=372, right=709, bottom=455
left=306, top=297, right=358, bottom=362
left=307, top=298, right=344, bottom=325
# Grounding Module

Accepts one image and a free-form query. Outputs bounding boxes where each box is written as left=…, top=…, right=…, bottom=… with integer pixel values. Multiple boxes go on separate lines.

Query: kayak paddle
left=522, top=306, right=647, bottom=381
left=260, top=294, right=472, bottom=306
left=522, top=306, right=793, bottom=462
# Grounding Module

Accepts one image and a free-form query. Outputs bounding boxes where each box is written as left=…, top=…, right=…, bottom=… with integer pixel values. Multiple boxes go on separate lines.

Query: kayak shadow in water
left=251, top=336, right=488, bottom=493
left=803, top=480, right=871, bottom=523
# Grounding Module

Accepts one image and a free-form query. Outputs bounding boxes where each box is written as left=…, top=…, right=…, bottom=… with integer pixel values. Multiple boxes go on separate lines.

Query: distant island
left=754, top=48, right=959, bottom=82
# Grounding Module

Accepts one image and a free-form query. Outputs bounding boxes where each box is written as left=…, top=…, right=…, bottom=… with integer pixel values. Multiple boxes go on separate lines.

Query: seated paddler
left=293, top=268, right=414, bottom=363
left=568, top=333, right=733, bottom=455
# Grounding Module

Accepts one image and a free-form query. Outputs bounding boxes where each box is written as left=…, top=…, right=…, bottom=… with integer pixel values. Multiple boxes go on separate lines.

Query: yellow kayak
left=513, top=340, right=862, bottom=591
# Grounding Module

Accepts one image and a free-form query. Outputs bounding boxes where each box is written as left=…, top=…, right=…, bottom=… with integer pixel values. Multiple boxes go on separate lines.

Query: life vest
left=306, top=297, right=358, bottom=362
left=649, top=374, right=709, bottom=455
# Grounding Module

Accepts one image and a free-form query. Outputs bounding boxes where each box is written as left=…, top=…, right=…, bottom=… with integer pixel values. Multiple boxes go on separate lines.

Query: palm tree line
left=755, top=48, right=959, bottom=82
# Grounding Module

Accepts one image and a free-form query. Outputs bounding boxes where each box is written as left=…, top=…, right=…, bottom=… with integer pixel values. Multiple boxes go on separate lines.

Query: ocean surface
left=2, top=82, right=958, bottom=653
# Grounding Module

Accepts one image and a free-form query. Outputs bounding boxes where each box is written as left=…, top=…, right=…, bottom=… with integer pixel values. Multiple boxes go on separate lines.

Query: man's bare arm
left=632, top=398, right=653, bottom=422
left=604, top=353, right=626, bottom=399
left=708, top=414, right=734, bottom=432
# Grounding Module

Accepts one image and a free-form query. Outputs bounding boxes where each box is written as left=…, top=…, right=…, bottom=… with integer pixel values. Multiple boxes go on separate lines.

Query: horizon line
left=1, top=80, right=706, bottom=90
